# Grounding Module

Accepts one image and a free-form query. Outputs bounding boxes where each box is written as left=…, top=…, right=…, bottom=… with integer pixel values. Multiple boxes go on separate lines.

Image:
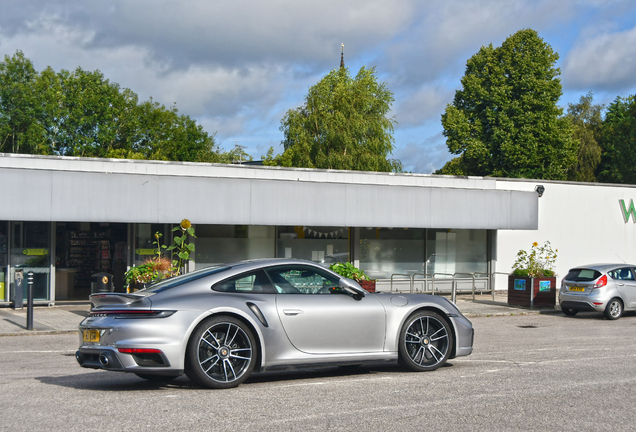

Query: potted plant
left=508, top=241, right=557, bottom=307
left=329, top=262, right=376, bottom=292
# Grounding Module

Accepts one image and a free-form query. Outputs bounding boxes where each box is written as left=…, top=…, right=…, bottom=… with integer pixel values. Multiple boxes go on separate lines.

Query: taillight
left=89, top=310, right=175, bottom=319
left=593, top=275, right=607, bottom=289
left=118, top=348, right=163, bottom=354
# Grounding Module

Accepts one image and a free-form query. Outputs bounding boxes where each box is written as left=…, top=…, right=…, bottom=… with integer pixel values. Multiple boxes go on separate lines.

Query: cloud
left=393, top=132, right=451, bottom=174
left=394, top=85, right=455, bottom=127
left=562, top=25, right=636, bottom=92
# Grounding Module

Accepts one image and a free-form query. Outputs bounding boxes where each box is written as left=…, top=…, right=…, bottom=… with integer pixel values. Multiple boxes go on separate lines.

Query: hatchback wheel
left=185, top=316, right=257, bottom=389
left=604, top=298, right=623, bottom=320
left=561, top=307, right=578, bottom=316
left=399, top=310, right=453, bottom=372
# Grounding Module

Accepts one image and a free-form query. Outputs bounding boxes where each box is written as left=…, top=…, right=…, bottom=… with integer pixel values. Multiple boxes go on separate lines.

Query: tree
left=0, top=51, right=44, bottom=154
left=566, top=92, right=604, bottom=182
left=272, top=66, right=402, bottom=172
left=597, top=95, right=636, bottom=184
left=0, top=50, right=224, bottom=163
left=436, top=29, right=577, bottom=180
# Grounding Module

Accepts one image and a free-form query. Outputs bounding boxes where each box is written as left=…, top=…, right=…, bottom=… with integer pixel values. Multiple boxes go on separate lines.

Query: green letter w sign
left=620, top=199, right=636, bottom=223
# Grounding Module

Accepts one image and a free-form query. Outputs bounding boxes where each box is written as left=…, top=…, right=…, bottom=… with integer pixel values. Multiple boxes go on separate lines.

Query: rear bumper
left=559, top=301, right=601, bottom=312
left=558, top=288, right=615, bottom=312
left=76, top=346, right=182, bottom=376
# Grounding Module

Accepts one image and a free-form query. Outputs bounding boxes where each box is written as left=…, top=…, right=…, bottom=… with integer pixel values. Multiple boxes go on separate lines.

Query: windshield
left=138, top=265, right=230, bottom=293
left=564, top=268, right=602, bottom=282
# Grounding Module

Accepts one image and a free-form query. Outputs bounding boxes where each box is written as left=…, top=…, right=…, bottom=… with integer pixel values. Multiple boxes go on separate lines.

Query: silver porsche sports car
left=76, top=259, right=474, bottom=389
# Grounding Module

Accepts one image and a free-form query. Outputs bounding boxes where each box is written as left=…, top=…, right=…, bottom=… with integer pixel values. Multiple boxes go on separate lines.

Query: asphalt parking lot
left=2, top=312, right=635, bottom=431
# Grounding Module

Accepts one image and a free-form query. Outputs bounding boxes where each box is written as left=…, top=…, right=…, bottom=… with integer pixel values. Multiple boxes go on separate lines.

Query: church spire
left=340, top=43, right=344, bottom=68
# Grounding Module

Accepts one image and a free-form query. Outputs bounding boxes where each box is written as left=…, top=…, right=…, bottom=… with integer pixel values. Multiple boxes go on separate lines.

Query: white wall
left=494, top=179, right=636, bottom=290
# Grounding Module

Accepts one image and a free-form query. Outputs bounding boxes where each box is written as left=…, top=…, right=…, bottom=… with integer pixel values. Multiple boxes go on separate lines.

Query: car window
left=212, top=270, right=275, bottom=293
left=564, top=268, right=602, bottom=282
left=608, top=268, right=635, bottom=281
left=140, top=265, right=230, bottom=293
left=265, top=266, right=340, bottom=294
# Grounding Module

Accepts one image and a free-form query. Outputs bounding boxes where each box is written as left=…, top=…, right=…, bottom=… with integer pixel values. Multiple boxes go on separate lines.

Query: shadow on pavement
left=36, top=361, right=456, bottom=391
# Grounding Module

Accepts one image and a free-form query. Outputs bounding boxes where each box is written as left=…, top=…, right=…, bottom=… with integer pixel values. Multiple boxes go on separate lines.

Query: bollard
left=26, top=272, right=34, bottom=330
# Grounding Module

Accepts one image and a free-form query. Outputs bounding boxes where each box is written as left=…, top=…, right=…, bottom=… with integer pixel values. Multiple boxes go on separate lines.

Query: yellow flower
left=180, top=219, right=191, bottom=230
left=154, top=233, right=159, bottom=239
left=532, top=242, right=538, bottom=247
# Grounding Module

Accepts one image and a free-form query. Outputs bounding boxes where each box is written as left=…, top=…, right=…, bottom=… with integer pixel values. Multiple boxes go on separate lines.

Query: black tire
left=604, top=298, right=623, bottom=320
left=398, top=310, right=453, bottom=372
left=562, top=307, right=578, bottom=316
left=135, top=373, right=179, bottom=383
left=185, top=316, right=257, bottom=389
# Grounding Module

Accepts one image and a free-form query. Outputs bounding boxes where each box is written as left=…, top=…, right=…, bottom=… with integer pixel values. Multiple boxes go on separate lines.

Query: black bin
left=91, top=272, right=114, bottom=294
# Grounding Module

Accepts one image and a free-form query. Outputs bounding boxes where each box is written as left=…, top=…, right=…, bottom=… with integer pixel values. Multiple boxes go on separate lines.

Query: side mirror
left=339, top=278, right=366, bottom=300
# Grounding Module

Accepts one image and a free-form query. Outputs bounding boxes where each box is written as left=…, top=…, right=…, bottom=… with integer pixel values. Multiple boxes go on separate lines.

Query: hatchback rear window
left=564, top=269, right=601, bottom=282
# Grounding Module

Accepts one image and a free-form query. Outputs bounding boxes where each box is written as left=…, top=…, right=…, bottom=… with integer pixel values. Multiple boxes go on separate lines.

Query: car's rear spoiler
left=89, top=292, right=154, bottom=308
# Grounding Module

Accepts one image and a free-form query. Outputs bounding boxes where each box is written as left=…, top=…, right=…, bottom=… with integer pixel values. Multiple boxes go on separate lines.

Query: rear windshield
left=564, top=268, right=601, bottom=282
left=139, top=265, right=230, bottom=293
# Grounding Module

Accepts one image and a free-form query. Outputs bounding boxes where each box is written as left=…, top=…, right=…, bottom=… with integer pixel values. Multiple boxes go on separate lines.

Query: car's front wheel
left=185, top=316, right=257, bottom=389
left=562, top=307, right=578, bottom=316
left=398, top=310, right=453, bottom=372
left=604, top=298, right=623, bottom=320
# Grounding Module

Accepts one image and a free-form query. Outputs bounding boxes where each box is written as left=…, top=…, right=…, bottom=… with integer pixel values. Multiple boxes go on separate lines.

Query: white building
left=1, top=153, right=634, bottom=305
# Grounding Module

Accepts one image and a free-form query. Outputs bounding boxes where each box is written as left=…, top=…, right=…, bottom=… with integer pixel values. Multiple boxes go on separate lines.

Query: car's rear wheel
left=135, top=373, right=178, bottom=383
left=562, top=307, right=578, bottom=316
left=604, top=298, right=623, bottom=320
left=185, top=316, right=257, bottom=389
left=398, top=310, right=453, bottom=372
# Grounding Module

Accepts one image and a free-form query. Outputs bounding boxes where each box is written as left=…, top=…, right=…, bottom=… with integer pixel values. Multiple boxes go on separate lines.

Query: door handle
left=283, top=309, right=304, bottom=316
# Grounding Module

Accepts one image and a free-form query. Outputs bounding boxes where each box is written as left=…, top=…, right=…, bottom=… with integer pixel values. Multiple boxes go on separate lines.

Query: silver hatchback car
left=559, top=264, right=636, bottom=319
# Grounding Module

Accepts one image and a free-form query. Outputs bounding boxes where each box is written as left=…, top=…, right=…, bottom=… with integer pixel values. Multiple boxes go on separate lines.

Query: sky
left=1, top=0, right=636, bottom=173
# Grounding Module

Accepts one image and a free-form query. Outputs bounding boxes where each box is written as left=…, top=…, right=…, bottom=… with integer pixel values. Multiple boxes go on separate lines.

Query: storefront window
left=9, top=221, right=51, bottom=301
left=359, top=228, right=425, bottom=279
left=358, top=228, right=488, bottom=280
left=277, top=226, right=349, bottom=266
left=426, top=229, right=487, bottom=278
left=195, top=225, right=275, bottom=269
left=134, top=223, right=169, bottom=266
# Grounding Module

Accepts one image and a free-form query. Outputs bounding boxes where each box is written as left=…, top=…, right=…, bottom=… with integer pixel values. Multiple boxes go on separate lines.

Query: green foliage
left=166, top=219, right=197, bottom=276
left=272, top=66, right=402, bottom=172
left=512, top=241, right=557, bottom=278
left=124, top=220, right=197, bottom=288
left=329, top=262, right=371, bottom=282
left=566, top=92, right=604, bottom=182
left=436, top=29, right=578, bottom=180
left=597, top=95, right=636, bottom=184
left=0, top=50, right=233, bottom=162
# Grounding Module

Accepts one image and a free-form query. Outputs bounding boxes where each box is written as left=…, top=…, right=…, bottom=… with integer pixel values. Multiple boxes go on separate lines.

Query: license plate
left=83, top=329, right=100, bottom=343
left=569, top=286, right=585, bottom=292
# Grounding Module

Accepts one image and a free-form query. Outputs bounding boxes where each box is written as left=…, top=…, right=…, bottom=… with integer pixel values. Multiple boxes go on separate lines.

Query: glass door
left=10, top=221, right=51, bottom=301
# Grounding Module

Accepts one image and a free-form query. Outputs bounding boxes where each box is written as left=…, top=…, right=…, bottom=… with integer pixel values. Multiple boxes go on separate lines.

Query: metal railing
left=389, top=271, right=492, bottom=303
left=390, top=273, right=413, bottom=293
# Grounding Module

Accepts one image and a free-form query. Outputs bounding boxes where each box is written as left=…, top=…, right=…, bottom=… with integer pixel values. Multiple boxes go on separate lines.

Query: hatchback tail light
left=593, top=275, right=607, bottom=289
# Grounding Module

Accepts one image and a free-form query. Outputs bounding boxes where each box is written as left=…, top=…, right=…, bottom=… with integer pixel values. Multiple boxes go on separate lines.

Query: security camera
left=535, top=185, right=545, bottom=197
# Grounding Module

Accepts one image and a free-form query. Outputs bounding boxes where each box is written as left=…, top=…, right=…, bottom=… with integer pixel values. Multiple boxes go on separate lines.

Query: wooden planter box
left=358, top=280, right=376, bottom=293
left=508, top=276, right=556, bottom=308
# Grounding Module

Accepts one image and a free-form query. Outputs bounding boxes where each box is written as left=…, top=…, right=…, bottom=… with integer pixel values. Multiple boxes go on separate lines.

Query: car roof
left=569, top=263, right=636, bottom=272
left=224, top=258, right=332, bottom=272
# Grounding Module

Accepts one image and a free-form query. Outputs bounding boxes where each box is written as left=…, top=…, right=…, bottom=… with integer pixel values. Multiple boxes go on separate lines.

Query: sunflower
left=532, top=242, right=538, bottom=247
left=180, top=219, right=192, bottom=230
